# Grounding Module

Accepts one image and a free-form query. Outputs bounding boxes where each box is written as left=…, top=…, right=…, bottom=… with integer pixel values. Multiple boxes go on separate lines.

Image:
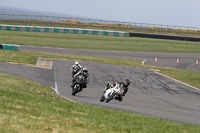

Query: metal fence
left=0, top=14, right=200, bottom=32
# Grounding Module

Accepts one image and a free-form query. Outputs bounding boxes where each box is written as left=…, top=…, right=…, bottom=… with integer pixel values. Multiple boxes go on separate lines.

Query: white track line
left=152, top=70, right=200, bottom=92
left=53, top=61, right=59, bottom=95
left=142, top=59, right=147, bottom=65
left=62, top=96, right=76, bottom=103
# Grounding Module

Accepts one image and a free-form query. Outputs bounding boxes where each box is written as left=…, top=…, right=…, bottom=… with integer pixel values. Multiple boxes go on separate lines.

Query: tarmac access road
left=1, top=60, right=200, bottom=125
left=20, top=45, right=200, bottom=72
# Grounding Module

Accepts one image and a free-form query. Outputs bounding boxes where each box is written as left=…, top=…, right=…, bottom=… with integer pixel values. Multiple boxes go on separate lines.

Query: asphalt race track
left=0, top=62, right=54, bottom=87
left=20, top=45, right=200, bottom=72
left=1, top=59, right=200, bottom=125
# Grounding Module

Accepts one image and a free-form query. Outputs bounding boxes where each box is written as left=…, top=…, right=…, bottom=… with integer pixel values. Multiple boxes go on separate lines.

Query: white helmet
left=75, top=61, right=79, bottom=65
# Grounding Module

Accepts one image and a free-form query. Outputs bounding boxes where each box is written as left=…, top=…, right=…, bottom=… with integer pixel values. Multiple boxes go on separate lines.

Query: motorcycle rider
left=71, top=61, right=82, bottom=77
left=103, top=79, right=130, bottom=101
left=71, top=67, right=89, bottom=89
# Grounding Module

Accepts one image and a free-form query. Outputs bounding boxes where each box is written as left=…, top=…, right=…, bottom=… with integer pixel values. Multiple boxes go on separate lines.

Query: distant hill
left=0, top=5, right=86, bottom=18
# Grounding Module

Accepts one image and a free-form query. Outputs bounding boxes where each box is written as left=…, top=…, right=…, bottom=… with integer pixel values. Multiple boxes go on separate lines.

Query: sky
left=0, top=0, right=200, bottom=27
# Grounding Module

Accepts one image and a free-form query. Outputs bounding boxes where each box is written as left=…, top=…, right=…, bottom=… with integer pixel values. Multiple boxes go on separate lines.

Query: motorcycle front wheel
left=72, top=84, right=79, bottom=96
left=100, top=95, right=105, bottom=102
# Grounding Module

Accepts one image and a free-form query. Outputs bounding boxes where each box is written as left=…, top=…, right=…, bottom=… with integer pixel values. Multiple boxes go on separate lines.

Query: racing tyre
left=117, top=96, right=123, bottom=101
left=72, top=84, right=79, bottom=96
left=100, top=95, right=105, bottom=102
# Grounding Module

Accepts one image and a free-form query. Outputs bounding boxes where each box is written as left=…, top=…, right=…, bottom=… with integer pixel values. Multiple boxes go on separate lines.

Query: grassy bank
left=1, top=30, right=200, bottom=54
left=1, top=49, right=200, bottom=89
left=1, top=73, right=200, bottom=133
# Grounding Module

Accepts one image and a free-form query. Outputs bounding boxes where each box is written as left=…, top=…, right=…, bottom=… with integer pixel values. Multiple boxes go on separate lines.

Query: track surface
left=1, top=59, right=200, bottom=125
left=20, top=45, right=200, bottom=72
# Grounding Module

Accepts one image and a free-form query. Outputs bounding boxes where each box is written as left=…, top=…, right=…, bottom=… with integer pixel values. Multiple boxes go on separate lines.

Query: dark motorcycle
left=72, top=72, right=89, bottom=96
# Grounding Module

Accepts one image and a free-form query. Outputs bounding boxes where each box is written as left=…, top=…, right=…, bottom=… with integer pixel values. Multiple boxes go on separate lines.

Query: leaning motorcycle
left=100, top=83, right=123, bottom=103
left=72, top=73, right=89, bottom=96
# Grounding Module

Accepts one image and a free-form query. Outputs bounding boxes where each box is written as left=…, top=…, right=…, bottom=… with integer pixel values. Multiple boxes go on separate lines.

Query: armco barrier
left=0, top=24, right=129, bottom=37
left=0, top=44, right=19, bottom=51
left=129, top=32, right=200, bottom=42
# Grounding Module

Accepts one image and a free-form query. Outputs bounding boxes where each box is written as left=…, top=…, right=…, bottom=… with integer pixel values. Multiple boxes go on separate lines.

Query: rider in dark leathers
left=71, top=67, right=89, bottom=89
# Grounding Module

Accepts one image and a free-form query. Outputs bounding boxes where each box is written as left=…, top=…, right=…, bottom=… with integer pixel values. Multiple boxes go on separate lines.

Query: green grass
left=1, top=30, right=200, bottom=54
left=1, top=72, right=200, bottom=133
left=1, top=49, right=200, bottom=89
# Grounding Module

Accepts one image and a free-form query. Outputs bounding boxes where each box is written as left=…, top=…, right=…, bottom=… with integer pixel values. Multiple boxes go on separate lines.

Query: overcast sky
left=0, top=0, right=199, bottom=27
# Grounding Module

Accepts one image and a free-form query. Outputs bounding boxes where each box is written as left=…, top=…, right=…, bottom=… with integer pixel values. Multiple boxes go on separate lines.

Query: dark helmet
left=123, top=79, right=130, bottom=87
left=82, top=67, right=88, bottom=73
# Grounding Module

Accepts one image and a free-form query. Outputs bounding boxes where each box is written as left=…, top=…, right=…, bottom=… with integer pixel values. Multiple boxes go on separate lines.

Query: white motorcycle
left=100, top=83, right=123, bottom=103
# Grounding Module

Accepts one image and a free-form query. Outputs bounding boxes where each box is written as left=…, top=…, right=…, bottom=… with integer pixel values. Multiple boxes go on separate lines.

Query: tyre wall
left=129, top=32, right=200, bottom=42
left=0, top=43, right=19, bottom=51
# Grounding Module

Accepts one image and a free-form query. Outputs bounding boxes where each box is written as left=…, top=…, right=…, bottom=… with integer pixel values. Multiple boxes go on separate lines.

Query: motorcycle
left=72, top=72, right=89, bottom=96
left=100, top=83, right=123, bottom=103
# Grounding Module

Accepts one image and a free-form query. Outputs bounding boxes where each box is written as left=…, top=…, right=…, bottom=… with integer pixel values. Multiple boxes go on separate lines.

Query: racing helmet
left=75, top=61, right=79, bottom=65
left=123, top=79, right=130, bottom=87
left=82, top=67, right=88, bottom=73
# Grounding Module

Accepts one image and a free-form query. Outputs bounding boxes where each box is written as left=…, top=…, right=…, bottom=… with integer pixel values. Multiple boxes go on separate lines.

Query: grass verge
left=1, top=30, right=200, bottom=54
left=1, top=71, right=200, bottom=132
